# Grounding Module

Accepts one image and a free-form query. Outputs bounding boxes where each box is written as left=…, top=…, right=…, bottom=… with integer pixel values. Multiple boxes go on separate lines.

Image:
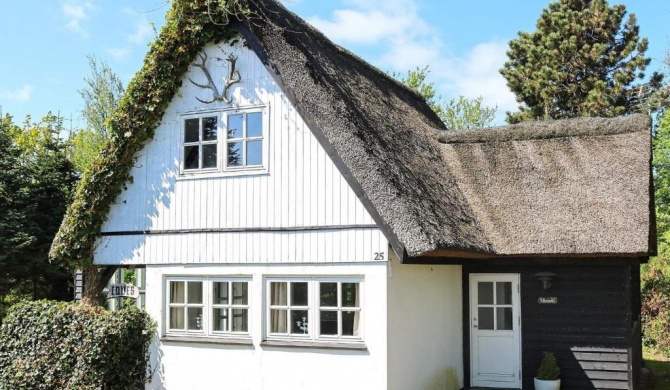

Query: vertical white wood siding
left=94, top=42, right=388, bottom=265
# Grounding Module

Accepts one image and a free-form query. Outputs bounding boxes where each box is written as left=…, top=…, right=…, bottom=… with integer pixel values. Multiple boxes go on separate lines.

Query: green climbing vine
left=49, top=0, right=247, bottom=270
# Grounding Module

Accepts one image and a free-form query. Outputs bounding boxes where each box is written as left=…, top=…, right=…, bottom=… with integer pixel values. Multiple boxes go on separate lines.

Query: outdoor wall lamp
left=534, top=272, right=557, bottom=290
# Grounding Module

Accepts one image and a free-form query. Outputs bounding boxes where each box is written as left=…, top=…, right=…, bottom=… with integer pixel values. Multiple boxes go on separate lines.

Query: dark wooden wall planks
left=463, top=260, right=641, bottom=390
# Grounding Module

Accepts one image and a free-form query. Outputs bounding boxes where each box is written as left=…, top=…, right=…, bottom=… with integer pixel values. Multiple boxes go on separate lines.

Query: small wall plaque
left=538, top=297, right=558, bottom=304
left=107, top=283, right=140, bottom=299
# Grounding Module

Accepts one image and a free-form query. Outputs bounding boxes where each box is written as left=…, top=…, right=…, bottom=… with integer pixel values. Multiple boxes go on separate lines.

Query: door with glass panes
left=469, top=274, right=521, bottom=388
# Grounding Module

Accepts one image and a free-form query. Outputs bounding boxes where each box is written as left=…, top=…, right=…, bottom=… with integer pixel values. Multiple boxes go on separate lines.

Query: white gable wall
left=94, top=42, right=388, bottom=266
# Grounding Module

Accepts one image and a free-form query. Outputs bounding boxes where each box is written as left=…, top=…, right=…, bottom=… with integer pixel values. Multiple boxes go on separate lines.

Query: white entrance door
left=470, top=274, right=521, bottom=388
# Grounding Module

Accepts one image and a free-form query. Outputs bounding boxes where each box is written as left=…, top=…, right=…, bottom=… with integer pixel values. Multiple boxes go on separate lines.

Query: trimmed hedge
left=0, top=300, right=155, bottom=389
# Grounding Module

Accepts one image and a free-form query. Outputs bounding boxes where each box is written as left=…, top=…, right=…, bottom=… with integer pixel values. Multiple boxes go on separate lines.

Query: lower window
left=266, top=278, right=362, bottom=342
left=166, top=277, right=250, bottom=337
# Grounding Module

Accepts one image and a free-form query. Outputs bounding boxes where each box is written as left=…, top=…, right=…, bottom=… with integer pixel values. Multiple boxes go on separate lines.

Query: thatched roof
left=437, top=115, right=654, bottom=256
left=50, top=0, right=656, bottom=264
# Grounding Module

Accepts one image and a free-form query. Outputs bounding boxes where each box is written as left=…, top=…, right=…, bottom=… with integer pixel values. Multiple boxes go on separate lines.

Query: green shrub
left=0, top=300, right=155, bottom=389
left=642, top=256, right=670, bottom=356
left=537, top=351, right=560, bottom=380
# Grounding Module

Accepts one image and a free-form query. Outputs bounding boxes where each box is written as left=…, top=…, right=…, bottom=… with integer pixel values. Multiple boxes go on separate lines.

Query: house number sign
left=107, top=283, right=140, bottom=299
left=538, top=297, right=558, bottom=304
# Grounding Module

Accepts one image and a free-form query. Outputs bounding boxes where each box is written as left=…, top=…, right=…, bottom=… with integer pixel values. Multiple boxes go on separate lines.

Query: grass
left=643, top=348, right=670, bottom=389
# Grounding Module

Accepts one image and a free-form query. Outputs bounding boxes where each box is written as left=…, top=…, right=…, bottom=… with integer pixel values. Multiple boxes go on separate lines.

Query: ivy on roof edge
left=49, top=0, right=246, bottom=269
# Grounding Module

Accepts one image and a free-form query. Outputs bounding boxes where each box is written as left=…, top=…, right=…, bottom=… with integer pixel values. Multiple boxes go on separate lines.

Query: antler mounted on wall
left=188, top=52, right=242, bottom=104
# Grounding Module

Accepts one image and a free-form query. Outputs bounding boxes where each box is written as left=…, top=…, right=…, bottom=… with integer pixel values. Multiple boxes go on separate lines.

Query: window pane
left=232, top=309, right=248, bottom=332
left=291, top=310, right=309, bottom=334
left=497, top=307, right=513, bottom=330
left=342, top=283, right=358, bottom=307
left=342, top=311, right=359, bottom=336
left=270, top=282, right=287, bottom=306
left=496, top=282, right=512, bottom=305
left=227, top=142, right=242, bottom=167
left=228, top=114, right=243, bottom=139
left=291, top=282, right=308, bottom=306
left=246, top=140, right=263, bottom=166
left=184, top=118, right=199, bottom=143
left=232, top=282, right=248, bottom=305
left=320, top=283, right=337, bottom=307
left=212, top=308, right=228, bottom=332
left=270, top=309, right=287, bottom=333
left=212, top=282, right=229, bottom=305
left=478, top=307, right=494, bottom=330
left=169, top=307, right=184, bottom=329
left=187, top=281, right=203, bottom=304
left=202, top=144, right=217, bottom=168
left=247, top=112, right=263, bottom=137
left=187, top=307, right=203, bottom=330
left=202, top=116, right=218, bottom=141
left=184, top=145, right=199, bottom=170
left=169, top=281, right=184, bottom=304
left=320, top=310, right=337, bottom=335
left=478, top=282, right=493, bottom=305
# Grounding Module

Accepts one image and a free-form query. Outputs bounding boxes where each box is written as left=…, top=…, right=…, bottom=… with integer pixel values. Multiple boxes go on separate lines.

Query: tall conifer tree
left=500, top=0, right=666, bottom=123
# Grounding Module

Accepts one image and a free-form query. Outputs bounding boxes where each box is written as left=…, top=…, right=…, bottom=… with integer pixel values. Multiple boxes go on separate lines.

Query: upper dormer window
left=181, top=107, right=267, bottom=175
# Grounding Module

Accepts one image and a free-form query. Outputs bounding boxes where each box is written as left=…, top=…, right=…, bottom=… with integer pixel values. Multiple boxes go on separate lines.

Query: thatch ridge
left=437, top=114, right=650, bottom=144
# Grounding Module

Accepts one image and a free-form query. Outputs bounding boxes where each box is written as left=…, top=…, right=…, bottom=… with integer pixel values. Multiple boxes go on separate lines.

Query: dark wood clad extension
left=463, top=260, right=641, bottom=390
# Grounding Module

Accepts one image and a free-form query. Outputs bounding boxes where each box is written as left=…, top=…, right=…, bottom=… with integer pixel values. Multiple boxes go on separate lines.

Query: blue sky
left=1, top=0, right=668, bottom=127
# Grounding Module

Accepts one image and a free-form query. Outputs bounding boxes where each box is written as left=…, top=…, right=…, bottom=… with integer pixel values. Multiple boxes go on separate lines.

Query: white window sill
left=177, top=168, right=269, bottom=180
left=260, top=339, right=367, bottom=351
left=161, top=335, right=254, bottom=346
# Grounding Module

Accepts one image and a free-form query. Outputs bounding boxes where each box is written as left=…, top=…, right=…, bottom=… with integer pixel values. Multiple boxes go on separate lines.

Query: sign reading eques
left=107, top=284, right=139, bottom=299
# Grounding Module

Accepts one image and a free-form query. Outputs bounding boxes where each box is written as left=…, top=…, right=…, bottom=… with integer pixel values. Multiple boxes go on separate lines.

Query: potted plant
left=534, top=351, right=561, bottom=390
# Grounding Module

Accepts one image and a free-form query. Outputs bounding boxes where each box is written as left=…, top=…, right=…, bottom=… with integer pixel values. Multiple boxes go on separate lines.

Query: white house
left=52, top=1, right=655, bottom=389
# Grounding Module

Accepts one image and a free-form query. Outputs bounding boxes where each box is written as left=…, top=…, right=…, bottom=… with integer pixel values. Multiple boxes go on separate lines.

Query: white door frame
left=469, top=273, right=522, bottom=388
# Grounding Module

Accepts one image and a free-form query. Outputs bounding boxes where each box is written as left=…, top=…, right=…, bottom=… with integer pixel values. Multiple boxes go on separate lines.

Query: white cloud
left=308, top=0, right=431, bottom=47
left=62, top=1, right=93, bottom=37
left=0, top=85, right=34, bottom=102
left=106, top=47, right=132, bottom=62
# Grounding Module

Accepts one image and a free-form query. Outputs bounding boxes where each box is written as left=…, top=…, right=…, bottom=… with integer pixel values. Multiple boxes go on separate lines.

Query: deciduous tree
left=394, top=67, right=497, bottom=130
left=69, top=55, right=124, bottom=173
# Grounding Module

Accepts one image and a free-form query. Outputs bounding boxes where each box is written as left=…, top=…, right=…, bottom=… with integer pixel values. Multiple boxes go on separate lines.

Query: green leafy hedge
left=642, top=256, right=670, bottom=356
left=0, top=300, right=155, bottom=389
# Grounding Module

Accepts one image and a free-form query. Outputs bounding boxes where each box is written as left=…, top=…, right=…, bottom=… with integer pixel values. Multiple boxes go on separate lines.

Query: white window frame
left=164, top=276, right=251, bottom=338
left=179, top=106, right=268, bottom=177
left=264, top=277, right=363, bottom=343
